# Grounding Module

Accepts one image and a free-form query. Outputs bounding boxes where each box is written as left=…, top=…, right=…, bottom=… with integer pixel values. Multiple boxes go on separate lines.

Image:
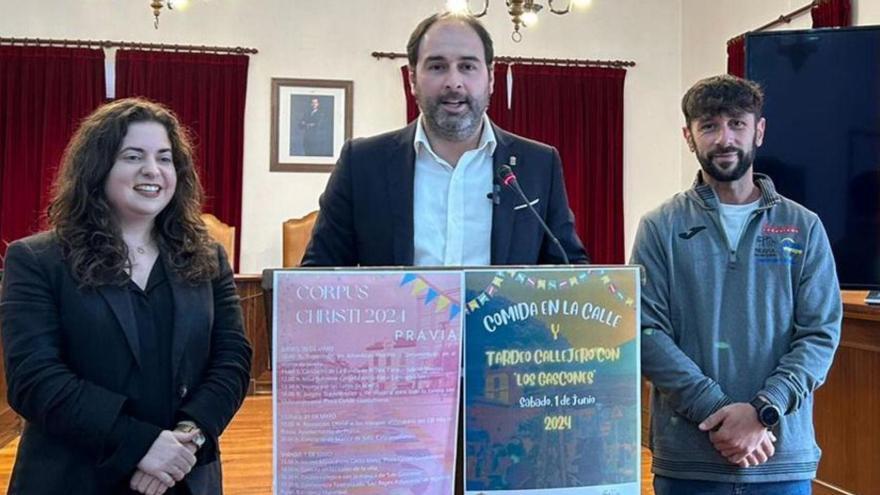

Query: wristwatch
left=176, top=420, right=207, bottom=449
left=749, top=396, right=781, bottom=428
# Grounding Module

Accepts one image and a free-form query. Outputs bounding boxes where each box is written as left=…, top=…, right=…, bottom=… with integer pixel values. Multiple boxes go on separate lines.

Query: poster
left=463, top=268, right=641, bottom=495
left=273, top=271, right=463, bottom=495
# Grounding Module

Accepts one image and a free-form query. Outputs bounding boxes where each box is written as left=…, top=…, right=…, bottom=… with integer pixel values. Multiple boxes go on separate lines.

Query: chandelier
left=446, top=0, right=592, bottom=42
left=150, top=0, right=189, bottom=29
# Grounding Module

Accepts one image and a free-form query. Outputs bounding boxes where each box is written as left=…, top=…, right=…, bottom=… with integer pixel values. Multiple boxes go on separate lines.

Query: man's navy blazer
left=302, top=122, right=589, bottom=267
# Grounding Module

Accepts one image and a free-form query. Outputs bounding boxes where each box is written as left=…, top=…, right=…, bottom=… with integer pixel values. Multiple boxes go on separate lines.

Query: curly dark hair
left=682, top=74, right=764, bottom=127
left=47, top=97, right=219, bottom=287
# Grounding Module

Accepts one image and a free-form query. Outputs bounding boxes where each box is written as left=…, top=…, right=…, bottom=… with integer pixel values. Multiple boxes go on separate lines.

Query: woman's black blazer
left=0, top=232, right=253, bottom=494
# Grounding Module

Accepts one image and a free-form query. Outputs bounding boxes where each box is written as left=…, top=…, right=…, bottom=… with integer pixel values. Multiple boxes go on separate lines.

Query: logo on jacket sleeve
left=678, top=226, right=707, bottom=240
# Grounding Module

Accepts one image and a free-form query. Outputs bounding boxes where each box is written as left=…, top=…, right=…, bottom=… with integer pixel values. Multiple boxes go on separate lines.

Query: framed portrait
left=270, top=78, right=353, bottom=172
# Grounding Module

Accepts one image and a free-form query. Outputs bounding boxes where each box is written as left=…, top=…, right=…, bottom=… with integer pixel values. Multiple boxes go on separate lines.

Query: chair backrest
left=200, top=213, right=236, bottom=268
left=282, top=210, right=319, bottom=267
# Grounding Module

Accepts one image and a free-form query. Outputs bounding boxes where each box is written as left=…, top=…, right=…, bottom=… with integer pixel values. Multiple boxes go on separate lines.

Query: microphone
left=497, top=162, right=571, bottom=265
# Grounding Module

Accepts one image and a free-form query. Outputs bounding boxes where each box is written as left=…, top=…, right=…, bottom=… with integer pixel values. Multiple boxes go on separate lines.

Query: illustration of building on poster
left=464, top=267, right=641, bottom=495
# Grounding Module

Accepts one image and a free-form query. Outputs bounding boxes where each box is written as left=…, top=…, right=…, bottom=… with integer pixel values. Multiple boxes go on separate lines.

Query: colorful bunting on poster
left=410, top=278, right=427, bottom=295
left=464, top=269, right=635, bottom=314
left=399, top=273, right=462, bottom=321
left=462, top=271, right=508, bottom=314
left=435, top=296, right=450, bottom=311
left=449, top=304, right=461, bottom=320
left=425, top=288, right=438, bottom=303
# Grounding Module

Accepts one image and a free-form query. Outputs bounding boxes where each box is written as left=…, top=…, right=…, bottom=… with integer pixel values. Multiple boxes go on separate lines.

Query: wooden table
left=813, top=291, right=880, bottom=495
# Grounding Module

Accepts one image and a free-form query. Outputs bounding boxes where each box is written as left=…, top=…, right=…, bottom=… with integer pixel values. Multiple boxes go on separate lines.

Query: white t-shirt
left=718, top=199, right=760, bottom=249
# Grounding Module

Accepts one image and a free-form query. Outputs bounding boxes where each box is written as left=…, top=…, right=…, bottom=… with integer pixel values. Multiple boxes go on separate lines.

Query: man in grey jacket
left=631, top=75, right=842, bottom=494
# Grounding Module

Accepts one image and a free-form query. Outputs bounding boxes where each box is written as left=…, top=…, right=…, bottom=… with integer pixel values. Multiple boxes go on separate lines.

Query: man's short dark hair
left=682, top=75, right=764, bottom=126
left=406, top=12, right=495, bottom=70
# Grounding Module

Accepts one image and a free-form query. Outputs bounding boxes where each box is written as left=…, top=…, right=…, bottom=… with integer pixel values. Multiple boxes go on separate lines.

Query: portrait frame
left=270, top=78, right=353, bottom=172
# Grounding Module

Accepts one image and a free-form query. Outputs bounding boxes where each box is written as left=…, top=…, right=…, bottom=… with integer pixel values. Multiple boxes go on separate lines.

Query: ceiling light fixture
left=150, top=0, right=188, bottom=29
left=446, top=0, right=592, bottom=42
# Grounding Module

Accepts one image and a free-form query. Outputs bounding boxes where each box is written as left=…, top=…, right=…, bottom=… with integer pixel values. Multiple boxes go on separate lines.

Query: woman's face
left=104, top=120, right=178, bottom=226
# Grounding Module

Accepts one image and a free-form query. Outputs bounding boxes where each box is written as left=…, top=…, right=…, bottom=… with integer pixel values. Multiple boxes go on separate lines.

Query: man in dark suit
left=299, top=97, right=333, bottom=157
left=302, top=12, right=588, bottom=267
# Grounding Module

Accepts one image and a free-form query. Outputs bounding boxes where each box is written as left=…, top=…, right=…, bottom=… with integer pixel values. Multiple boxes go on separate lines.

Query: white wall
left=679, top=0, right=880, bottom=189
left=0, top=0, right=684, bottom=271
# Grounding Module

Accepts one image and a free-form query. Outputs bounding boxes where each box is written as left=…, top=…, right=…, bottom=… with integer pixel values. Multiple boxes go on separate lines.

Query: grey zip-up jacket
left=630, top=173, right=842, bottom=482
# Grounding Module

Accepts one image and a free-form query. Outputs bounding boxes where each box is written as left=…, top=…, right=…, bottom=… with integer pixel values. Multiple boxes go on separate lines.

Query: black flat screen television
left=747, top=26, right=880, bottom=290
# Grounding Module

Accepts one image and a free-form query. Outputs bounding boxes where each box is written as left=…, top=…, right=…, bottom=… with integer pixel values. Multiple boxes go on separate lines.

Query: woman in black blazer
left=0, top=98, right=252, bottom=494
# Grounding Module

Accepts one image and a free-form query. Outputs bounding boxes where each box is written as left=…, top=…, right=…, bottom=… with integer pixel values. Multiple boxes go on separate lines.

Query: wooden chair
left=200, top=213, right=236, bottom=268
left=282, top=210, right=319, bottom=267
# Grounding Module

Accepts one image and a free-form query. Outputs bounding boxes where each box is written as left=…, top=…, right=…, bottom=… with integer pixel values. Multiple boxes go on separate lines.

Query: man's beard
left=696, top=139, right=757, bottom=182
left=418, top=90, right=488, bottom=142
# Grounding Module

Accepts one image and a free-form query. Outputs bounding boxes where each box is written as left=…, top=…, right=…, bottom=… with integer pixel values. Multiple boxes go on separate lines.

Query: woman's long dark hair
left=47, top=98, right=219, bottom=287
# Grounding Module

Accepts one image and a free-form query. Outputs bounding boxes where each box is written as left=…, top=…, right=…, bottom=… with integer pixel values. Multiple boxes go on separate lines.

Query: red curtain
left=0, top=46, right=105, bottom=266
left=402, top=63, right=626, bottom=264
left=727, top=37, right=746, bottom=77
left=812, top=0, right=852, bottom=28
left=115, top=50, right=248, bottom=270
left=402, top=66, right=418, bottom=123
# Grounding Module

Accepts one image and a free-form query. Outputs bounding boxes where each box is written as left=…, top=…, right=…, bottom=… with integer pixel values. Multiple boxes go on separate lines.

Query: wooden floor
left=0, top=396, right=655, bottom=494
